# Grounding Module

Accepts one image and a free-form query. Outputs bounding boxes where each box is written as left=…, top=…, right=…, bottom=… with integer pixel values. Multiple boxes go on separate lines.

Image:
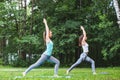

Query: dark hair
left=43, top=31, right=46, bottom=45
left=43, top=30, right=51, bottom=45
left=79, top=34, right=84, bottom=46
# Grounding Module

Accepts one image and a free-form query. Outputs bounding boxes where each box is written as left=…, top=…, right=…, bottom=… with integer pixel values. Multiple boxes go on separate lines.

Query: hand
left=80, top=26, right=84, bottom=30
left=43, top=18, right=47, bottom=24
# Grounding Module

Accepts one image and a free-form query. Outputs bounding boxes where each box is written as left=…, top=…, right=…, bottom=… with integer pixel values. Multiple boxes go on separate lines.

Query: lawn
left=0, top=67, right=120, bottom=80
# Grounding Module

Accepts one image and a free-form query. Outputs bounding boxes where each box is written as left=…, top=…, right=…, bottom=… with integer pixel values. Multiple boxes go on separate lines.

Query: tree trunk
left=113, top=0, right=120, bottom=28
left=30, top=0, right=33, bottom=34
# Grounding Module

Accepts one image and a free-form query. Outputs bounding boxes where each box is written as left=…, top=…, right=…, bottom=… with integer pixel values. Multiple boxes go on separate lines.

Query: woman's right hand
left=43, top=18, right=47, bottom=24
left=80, top=26, right=84, bottom=30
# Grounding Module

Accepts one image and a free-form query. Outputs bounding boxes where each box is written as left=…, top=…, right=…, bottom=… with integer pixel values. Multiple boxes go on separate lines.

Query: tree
left=113, top=0, right=120, bottom=28
left=0, top=0, right=119, bottom=67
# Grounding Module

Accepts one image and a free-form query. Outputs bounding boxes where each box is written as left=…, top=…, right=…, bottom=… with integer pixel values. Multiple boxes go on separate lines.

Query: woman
left=22, top=18, right=60, bottom=77
left=67, top=26, right=96, bottom=75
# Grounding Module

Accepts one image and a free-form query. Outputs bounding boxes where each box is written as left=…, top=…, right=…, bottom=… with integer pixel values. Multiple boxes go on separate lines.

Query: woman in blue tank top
left=22, top=18, right=60, bottom=77
left=67, top=26, right=96, bottom=75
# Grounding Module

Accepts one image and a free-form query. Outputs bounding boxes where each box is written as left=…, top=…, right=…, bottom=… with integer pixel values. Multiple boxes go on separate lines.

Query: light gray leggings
left=24, top=54, right=60, bottom=75
left=68, top=52, right=95, bottom=73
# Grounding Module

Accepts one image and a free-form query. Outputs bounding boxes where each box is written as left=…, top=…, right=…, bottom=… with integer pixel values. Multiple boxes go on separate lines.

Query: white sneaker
left=54, top=74, right=59, bottom=77
left=93, top=72, right=96, bottom=75
left=22, top=72, right=26, bottom=77
left=66, top=70, right=69, bottom=74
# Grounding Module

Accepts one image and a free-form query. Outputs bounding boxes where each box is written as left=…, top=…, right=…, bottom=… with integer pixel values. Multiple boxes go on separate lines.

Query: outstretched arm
left=80, top=26, right=86, bottom=44
left=43, top=18, right=50, bottom=43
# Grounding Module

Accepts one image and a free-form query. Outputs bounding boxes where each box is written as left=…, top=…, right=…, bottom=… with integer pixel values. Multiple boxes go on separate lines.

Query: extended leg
left=67, top=57, right=83, bottom=73
left=67, top=53, right=87, bottom=73
left=23, top=54, right=48, bottom=76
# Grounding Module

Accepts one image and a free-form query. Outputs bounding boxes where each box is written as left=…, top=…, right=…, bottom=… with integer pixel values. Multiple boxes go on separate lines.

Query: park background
left=0, top=0, right=120, bottom=68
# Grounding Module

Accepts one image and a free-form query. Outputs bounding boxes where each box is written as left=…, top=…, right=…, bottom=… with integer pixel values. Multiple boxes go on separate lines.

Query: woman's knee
left=91, top=60, right=95, bottom=64
left=57, top=60, right=60, bottom=65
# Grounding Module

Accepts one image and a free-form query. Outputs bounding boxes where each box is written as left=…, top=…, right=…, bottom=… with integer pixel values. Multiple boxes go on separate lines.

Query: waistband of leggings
left=83, top=52, right=88, bottom=54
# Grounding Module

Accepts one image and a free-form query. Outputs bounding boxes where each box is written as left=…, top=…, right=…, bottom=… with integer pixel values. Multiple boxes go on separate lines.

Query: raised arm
left=80, top=26, right=87, bottom=44
left=43, top=18, right=50, bottom=43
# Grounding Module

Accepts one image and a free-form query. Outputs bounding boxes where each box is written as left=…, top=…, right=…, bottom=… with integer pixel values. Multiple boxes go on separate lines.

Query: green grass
left=0, top=67, right=120, bottom=80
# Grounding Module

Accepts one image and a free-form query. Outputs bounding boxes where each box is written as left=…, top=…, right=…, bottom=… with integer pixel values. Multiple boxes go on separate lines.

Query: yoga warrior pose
left=22, top=18, right=60, bottom=77
left=67, top=26, right=96, bottom=75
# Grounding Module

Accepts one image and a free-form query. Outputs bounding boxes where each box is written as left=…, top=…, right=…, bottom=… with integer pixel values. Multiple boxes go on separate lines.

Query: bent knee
left=91, top=60, right=95, bottom=64
left=57, top=60, right=60, bottom=65
left=54, top=59, right=60, bottom=65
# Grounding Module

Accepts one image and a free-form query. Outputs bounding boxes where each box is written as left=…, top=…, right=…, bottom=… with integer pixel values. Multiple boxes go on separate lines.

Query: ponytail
left=79, top=35, right=84, bottom=46
left=43, top=31, right=46, bottom=45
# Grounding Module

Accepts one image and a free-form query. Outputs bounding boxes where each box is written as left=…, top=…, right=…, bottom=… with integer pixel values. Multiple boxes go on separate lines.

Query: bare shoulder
left=81, top=41, right=85, bottom=46
left=46, top=38, right=51, bottom=43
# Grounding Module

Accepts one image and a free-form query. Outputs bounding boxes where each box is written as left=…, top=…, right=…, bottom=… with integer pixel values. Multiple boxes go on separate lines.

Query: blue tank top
left=43, top=40, right=53, bottom=56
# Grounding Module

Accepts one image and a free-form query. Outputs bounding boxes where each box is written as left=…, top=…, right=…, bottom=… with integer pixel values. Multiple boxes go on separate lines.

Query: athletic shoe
left=93, top=72, right=96, bottom=75
left=66, top=70, right=69, bottom=74
left=54, top=74, right=59, bottom=77
left=22, top=72, right=26, bottom=77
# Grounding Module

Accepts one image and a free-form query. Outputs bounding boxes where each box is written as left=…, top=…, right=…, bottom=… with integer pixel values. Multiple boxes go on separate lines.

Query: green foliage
left=12, top=58, right=28, bottom=67
left=15, top=35, right=40, bottom=45
left=96, top=13, right=120, bottom=60
left=0, top=21, right=5, bottom=26
left=51, top=20, right=79, bottom=54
